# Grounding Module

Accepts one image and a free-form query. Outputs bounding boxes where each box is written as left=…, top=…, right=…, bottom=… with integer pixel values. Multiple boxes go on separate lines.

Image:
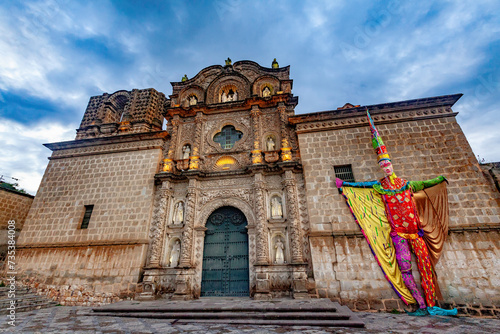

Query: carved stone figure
left=169, top=240, right=181, bottom=267
left=221, top=91, right=227, bottom=103
left=266, top=136, right=276, bottom=151
left=271, top=196, right=283, bottom=219
left=173, top=202, right=184, bottom=225
left=182, top=145, right=191, bottom=159
left=189, top=95, right=197, bottom=106
left=274, top=238, right=285, bottom=264
left=262, top=86, right=271, bottom=97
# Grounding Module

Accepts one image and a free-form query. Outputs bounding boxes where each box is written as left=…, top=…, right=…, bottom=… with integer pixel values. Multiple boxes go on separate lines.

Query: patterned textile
left=341, top=176, right=448, bottom=308
left=409, top=237, right=436, bottom=307
left=341, top=187, right=416, bottom=304
left=392, top=235, right=426, bottom=308
left=382, top=189, right=420, bottom=236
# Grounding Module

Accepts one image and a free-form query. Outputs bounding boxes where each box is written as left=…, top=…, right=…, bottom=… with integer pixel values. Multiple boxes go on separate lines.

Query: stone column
left=282, top=170, right=304, bottom=264
left=253, top=173, right=269, bottom=265
left=250, top=105, right=263, bottom=164
left=278, top=103, right=292, bottom=161
left=163, top=116, right=179, bottom=172
left=147, top=180, right=172, bottom=267
left=179, top=178, right=197, bottom=267
left=189, top=112, right=203, bottom=170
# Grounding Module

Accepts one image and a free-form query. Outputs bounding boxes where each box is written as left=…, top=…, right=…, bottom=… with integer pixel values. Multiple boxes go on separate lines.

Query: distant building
left=0, top=184, right=34, bottom=269
left=14, top=61, right=500, bottom=314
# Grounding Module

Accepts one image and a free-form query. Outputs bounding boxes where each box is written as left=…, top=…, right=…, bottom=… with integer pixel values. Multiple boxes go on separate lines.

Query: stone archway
left=200, top=206, right=249, bottom=296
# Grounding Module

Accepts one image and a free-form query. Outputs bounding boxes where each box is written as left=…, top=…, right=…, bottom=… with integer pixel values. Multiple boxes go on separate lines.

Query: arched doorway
left=201, top=206, right=249, bottom=297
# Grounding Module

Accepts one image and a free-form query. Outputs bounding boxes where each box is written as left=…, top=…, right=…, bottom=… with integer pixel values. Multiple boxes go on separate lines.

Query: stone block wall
left=18, top=148, right=162, bottom=246
left=0, top=188, right=34, bottom=268
left=15, top=140, right=164, bottom=304
left=297, top=114, right=500, bottom=311
left=0, top=187, right=34, bottom=230
left=17, top=244, right=148, bottom=306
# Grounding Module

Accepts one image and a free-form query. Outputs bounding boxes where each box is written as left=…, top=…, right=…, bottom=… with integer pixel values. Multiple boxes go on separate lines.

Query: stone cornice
left=17, top=239, right=150, bottom=249
left=45, top=131, right=169, bottom=159
left=290, top=94, right=462, bottom=134
left=308, top=223, right=500, bottom=238
left=165, top=94, right=298, bottom=118
left=44, top=131, right=169, bottom=151
left=154, top=161, right=303, bottom=182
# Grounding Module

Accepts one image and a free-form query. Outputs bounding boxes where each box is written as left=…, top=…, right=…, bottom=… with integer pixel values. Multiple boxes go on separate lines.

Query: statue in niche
left=221, top=91, right=227, bottom=103
left=169, top=240, right=181, bottom=267
left=227, top=89, right=236, bottom=101
left=173, top=202, right=184, bottom=225
left=271, top=196, right=283, bottom=219
left=266, top=136, right=276, bottom=151
left=262, top=86, right=271, bottom=97
left=182, top=145, right=191, bottom=159
left=188, top=95, right=197, bottom=106
left=274, top=237, right=285, bottom=264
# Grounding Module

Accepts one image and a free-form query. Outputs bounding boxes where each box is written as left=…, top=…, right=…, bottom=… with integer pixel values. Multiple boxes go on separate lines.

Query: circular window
left=213, top=125, right=243, bottom=150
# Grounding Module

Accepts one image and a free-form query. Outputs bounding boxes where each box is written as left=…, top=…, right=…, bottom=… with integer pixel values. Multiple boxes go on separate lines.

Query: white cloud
left=0, top=118, right=76, bottom=195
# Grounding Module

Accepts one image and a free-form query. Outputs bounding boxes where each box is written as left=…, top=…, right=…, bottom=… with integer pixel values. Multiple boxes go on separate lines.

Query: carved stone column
left=163, top=116, right=179, bottom=172
left=253, top=173, right=269, bottom=265
left=282, top=170, right=308, bottom=298
left=148, top=180, right=172, bottom=267
left=250, top=105, right=263, bottom=164
left=282, top=170, right=304, bottom=264
left=179, top=178, right=197, bottom=267
left=278, top=103, right=292, bottom=161
left=189, top=112, right=203, bottom=170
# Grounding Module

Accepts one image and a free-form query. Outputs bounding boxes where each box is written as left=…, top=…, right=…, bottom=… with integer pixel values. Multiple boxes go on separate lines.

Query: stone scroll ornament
left=336, top=110, right=457, bottom=317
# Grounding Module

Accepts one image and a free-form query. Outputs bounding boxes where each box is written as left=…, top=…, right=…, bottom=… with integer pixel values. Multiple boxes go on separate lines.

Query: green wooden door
left=201, top=206, right=249, bottom=297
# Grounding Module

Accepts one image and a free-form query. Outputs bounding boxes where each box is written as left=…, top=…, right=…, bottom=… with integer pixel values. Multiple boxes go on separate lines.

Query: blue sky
left=1, top=0, right=499, bottom=194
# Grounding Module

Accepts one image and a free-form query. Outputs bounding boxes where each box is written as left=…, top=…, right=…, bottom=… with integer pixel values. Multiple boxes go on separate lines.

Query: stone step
left=0, top=301, right=59, bottom=315
left=0, top=285, right=59, bottom=314
left=173, top=318, right=365, bottom=328
left=91, top=299, right=365, bottom=328
left=0, top=298, right=55, bottom=308
left=92, top=311, right=352, bottom=320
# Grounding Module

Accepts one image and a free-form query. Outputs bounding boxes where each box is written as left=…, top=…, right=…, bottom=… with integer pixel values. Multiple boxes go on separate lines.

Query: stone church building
left=15, top=60, right=500, bottom=312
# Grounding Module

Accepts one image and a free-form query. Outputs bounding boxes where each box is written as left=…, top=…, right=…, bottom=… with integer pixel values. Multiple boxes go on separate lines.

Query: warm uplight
left=216, top=156, right=237, bottom=170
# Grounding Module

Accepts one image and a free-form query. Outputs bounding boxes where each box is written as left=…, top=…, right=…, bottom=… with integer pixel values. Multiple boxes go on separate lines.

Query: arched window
left=213, top=125, right=243, bottom=149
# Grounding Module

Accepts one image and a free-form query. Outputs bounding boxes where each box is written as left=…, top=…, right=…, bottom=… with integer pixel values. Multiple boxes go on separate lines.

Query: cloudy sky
left=1, top=0, right=499, bottom=195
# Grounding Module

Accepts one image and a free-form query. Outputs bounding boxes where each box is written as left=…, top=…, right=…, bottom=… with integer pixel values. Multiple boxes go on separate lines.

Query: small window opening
left=81, top=205, right=94, bottom=229
left=334, top=165, right=355, bottom=193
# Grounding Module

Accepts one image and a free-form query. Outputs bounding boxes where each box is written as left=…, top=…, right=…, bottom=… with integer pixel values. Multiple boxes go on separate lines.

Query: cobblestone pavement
left=1, top=306, right=499, bottom=334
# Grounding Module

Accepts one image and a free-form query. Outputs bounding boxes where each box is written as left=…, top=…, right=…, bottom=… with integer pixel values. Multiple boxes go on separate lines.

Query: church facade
left=15, top=60, right=500, bottom=313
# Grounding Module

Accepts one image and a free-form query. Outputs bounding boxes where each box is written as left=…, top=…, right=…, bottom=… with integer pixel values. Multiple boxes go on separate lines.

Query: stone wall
left=0, top=187, right=34, bottom=230
left=297, top=113, right=500, bottom=312
left=0, top=187, right=34, bottom=267
left=17, top=243, right=148, bottom=306
left=15, top=140, right=164, bottom=304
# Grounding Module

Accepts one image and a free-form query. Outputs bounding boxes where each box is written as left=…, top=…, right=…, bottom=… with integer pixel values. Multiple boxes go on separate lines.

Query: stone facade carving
left=270, top=196, right=283, bottom=219
left=253, top=173, right=270, bottom=264
left=148, top=181, right=172, bottom=266
left=199, top=188, right=252, bottom=207
left=274, top=237, right=285, bottom=264
left=283, top=170, right=304, bottom=264
left=169, top=239, right=181, bottom=267
left=179, top=179, right=197, bottom=267
left=172, top=201, right=184, bottom=225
